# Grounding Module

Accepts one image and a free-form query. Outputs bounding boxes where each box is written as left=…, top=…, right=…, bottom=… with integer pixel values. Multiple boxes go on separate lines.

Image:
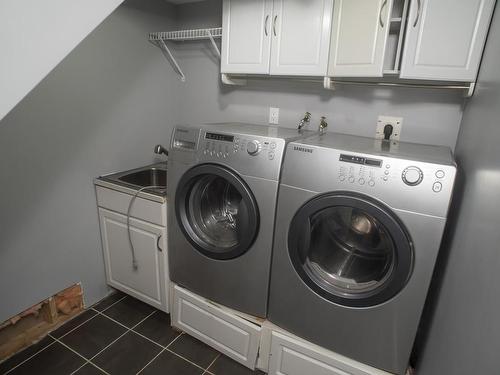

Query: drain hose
left=127, top=186, right=164, bottom=270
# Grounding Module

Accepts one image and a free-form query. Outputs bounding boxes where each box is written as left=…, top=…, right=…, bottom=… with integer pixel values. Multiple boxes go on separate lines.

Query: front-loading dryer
left=168, top=123, right=313, bottom=318
left=268, top=132, right=456, bottom=374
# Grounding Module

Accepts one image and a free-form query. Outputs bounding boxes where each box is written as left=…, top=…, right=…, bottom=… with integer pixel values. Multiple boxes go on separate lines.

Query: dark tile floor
left=0, top=292, right=264, bottom=375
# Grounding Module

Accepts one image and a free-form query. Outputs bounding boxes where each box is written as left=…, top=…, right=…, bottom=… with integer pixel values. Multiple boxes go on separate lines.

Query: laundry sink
left=118, top=167, right=166, bottom=188
left=97, top=163, right=167, bottom=195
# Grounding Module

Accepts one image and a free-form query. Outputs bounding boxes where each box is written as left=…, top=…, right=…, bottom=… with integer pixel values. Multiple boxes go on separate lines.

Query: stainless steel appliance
left=268, top=132, right=456, bottom=374
left=167, top=123, right=312, bottom=317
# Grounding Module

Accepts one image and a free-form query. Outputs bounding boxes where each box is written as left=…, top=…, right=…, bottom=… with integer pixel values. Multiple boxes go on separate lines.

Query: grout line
left=94, top=294, right=127, bottom=314
left=69, top=360, right=91, bottom=375
left=50, top=335, right=88, bottom=362
left=96, top=310, right=164, bottom=349
left=2, top=340, right=58, bottom=375
left=134, top=347, right=168, bottom=374
left=56, top=311, right=100, bottom=340
left=165, top=348, right=208, bottom=372
left=165, top=332, right=183, bottom=349
left=76, top=309, right=161, bottom=368
left=202, top=353, right=221, bottom=375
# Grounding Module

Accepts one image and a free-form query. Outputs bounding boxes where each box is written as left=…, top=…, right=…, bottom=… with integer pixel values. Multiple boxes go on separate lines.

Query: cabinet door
left=328, top=0, right=393, bottom=77
left=270, top=0, right=334, bottom=76
left=400, top=0, right=495, bottom=82
left=98, top=208, right=168, bottom=312
left=221, top=0, right=273, bottom=74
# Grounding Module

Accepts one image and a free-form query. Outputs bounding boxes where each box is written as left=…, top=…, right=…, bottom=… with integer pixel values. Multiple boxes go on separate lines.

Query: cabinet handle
left=273, top=15, right=277, bottom=36
left=413, top=0, right=421, bottom=27
left=157, top=235, right=162, bottom=252
left=264, top=15, right=269, bottom=36
left=379, top=0, right=387, bottom=28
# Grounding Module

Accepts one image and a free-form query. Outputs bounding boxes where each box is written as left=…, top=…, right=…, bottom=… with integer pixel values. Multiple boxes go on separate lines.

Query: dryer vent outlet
left=375, top=116, right=403, bottom=141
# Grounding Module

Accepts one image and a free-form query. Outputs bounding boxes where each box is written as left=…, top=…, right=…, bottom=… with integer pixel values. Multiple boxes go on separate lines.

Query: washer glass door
left=288, top=192, right=413, bottom=307
left=176, top=164, right=259, bottom=260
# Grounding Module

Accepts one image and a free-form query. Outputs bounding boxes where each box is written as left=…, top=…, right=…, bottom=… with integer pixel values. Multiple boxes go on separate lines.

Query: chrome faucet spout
left=154, top=144, right=168, bottom=157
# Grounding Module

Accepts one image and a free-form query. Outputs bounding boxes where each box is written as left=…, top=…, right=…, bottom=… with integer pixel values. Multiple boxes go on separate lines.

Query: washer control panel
left=337, top=152, right=450, bottom=194
left=201, top=132, right=279, bottom=162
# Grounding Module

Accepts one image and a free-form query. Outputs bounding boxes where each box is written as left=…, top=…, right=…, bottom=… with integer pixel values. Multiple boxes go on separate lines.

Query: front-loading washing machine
left=268, top=132, right=456, bottom=374
left=168, top=123, right=313, bottom=318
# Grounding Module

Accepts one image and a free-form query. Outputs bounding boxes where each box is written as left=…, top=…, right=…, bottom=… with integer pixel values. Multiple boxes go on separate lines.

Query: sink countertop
left=94, top=163, right=167, bottom=203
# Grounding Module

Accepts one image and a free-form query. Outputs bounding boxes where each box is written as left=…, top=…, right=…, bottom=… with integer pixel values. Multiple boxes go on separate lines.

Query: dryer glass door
left=288, top=192, right=413, bottom=307
left=175, top=164, right=259, bottom=260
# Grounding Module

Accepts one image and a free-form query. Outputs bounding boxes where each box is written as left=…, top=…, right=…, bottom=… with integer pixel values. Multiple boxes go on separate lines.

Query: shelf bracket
left=206, top=30, right=221, bottom=58
left=157, top=39, right=186, bottom=82
left=149, top=27, right=223, bottom=82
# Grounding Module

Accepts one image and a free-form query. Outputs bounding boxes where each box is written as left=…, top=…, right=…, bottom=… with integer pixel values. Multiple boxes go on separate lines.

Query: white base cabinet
left=172, top=285, right=261, bottom=370
left=268, top=330, right=391, bottom=375
left=95, top=185, right=169, bottom=312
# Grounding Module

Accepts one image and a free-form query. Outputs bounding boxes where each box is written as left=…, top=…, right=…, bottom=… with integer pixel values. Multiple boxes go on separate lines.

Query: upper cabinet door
left=400, top=0, right=495, bottom=82
left=269, top=0, right=334, bottom=76
left=221, top=0, right=273, bottom=74
left=328, top=0, right=393, bottom=77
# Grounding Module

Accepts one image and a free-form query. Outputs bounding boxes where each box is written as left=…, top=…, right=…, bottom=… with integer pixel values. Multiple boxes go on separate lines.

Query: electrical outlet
left=375, top=116, right=403, bottom=141
left=269, top=107, right=280, bottom=125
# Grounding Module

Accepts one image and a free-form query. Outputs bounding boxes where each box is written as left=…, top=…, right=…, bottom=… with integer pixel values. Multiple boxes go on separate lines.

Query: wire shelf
left=149, top=27, right=222, bottom=42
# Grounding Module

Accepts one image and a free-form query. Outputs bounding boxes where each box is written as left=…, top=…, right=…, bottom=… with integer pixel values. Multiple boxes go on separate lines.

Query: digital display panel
left=205, top=132, right=234, bottom=142
left=339, top=154, right=382, bottom=167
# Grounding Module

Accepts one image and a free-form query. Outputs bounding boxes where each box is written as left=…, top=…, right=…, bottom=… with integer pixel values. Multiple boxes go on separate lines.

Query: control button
left=384, top=170, right=389, bottom=175
left=247, top=140, right=262, bottom=156
left=386, top=164, right=391, bottom=169
left=402, top=166, right=424, bottom=186
left=383, top=176, right=388, bottom=181
left=432, top=181, right=442, bottom=192
left=339, top=175, right=346, bottom=181
left=268, top=152, right=275, bottom=160
left=368, top=180, right=375, bottom=187
left=435, top=170, right=445, bottom=179
left=358, top=178, right=365, bottom=185
left=348, top=176, right=355, bottom=183
left=270, top=142, right=276, bottom=149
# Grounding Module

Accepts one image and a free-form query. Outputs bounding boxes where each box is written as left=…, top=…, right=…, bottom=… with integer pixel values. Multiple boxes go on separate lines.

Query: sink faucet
left=154, top=144, right=168, bottom=157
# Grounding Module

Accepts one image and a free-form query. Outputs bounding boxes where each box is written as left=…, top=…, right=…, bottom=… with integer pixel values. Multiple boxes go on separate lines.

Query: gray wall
left=416, top=5, right=500, bottom=375
left=175, top=0, right=465, bottom=149
left=0, top=0, right=178, bottom=322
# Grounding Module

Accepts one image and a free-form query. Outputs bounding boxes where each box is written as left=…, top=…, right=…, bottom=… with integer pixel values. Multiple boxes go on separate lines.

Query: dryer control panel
left=337, top=152, right=449, bottom=194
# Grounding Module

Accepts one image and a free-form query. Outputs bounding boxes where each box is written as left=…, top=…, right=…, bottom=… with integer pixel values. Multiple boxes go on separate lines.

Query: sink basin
left=97, top=163, right=167, bottom=196
left=118, top=168, right=166, bottom=188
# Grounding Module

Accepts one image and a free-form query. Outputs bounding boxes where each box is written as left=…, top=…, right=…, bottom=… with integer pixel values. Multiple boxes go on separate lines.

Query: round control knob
left=247, top=140, right=261, bottom=156
left=402, top=166, right=424, bottom=186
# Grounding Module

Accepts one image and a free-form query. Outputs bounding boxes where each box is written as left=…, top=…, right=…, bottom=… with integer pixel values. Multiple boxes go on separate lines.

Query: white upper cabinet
left=400, top=0, right=496, bottom=82
left=328, top=0, right=393, bottom=77
left=221, top=0, right=273, bottom=74
left=221, top=0, right=333, bottom=76
left=269, top=0, right=334, bottom=76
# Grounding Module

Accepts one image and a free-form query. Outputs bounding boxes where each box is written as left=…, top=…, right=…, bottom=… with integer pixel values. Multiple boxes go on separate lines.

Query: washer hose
left=127, top=185, right=164, bottom=270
